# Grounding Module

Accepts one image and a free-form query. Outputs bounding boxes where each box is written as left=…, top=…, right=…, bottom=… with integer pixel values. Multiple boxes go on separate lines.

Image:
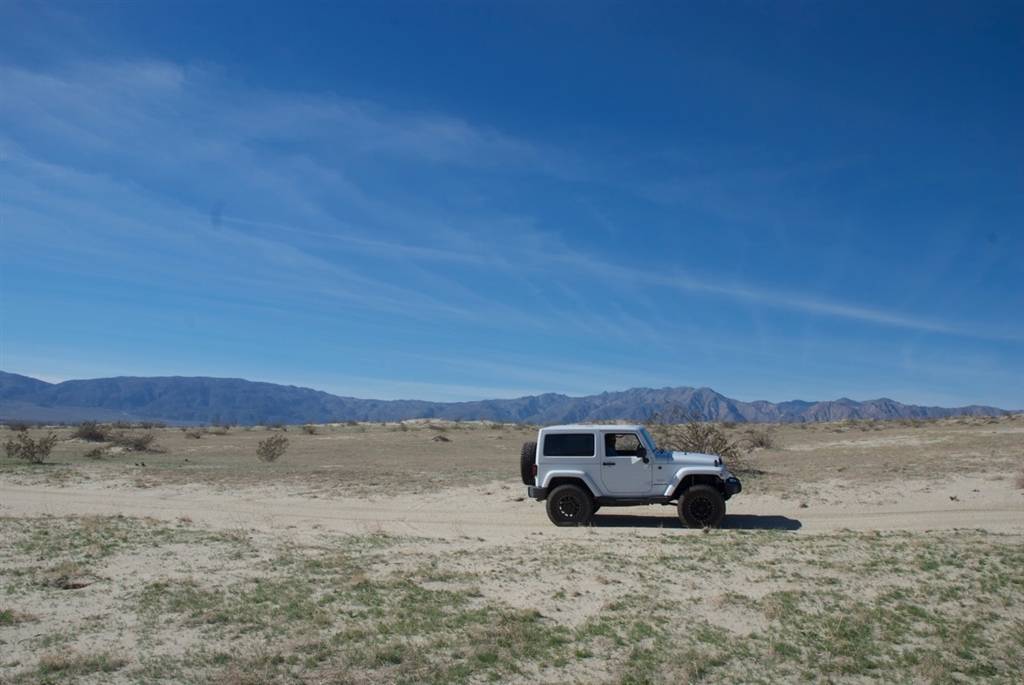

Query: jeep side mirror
left=637, top=446, right=648, bottom=463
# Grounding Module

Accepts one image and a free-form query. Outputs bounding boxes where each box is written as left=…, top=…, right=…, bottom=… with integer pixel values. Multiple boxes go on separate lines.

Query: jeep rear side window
left=543, top=433, right=595, bottom=457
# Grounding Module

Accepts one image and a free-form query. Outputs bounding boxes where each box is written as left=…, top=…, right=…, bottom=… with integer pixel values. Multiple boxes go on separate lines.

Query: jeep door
left=599, top=432, right=653, bottom=495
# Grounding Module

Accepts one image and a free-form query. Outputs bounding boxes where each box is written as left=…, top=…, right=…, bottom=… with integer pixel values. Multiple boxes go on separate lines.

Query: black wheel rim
left=556, top=494, right=582, bottom=520
left=689, top=495, right=714, bottom=523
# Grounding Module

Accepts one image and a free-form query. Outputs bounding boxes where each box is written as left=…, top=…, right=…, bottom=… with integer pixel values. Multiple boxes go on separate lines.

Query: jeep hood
left=663, top=451, right=721, bottom=467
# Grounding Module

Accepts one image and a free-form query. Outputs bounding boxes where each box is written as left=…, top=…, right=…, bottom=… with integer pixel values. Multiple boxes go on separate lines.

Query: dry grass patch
left=1, top=417, right=1019, bottom=498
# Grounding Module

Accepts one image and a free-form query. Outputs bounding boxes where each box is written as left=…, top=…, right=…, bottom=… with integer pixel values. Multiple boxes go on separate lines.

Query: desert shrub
left=4, top=432, right=58, bottom=463
left=5, top=421, right=31, bottom=432
left=268, top=423, right=288, bottom=432
left=646, top=408, right=746, bottom=466
left=110, top=431, right=157, bottom=452
left=138, top=421, right=165, bottom=429
left=185, top=429, right=204, bottom=439
left=302, top=424, right=317, bottom=435
left=743, top=427, right=776, bottom=449
left=83, top=447, right=107, bottom=460
left=257, top=434, right=289, bottom=462
left=670, top=421, right=744, bottom=461
left=206, top=425, right=230, bottom=435
left=73, top=421, right=109, bottom=442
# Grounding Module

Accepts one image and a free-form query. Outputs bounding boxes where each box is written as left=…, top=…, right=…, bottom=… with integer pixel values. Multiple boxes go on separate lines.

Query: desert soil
left=1, top=416, right=1022, bottom=683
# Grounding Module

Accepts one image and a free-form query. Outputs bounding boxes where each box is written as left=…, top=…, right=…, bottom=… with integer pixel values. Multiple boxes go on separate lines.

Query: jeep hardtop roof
left=542, top=424, right=646, bottom=432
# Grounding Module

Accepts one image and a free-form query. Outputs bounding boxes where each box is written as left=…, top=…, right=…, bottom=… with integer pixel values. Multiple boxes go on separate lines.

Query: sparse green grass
left=0, top=607, right=37, bottom=625
left=2, top=514, right=1023, bottom=683
left=34, top=651, right=128, bottom=678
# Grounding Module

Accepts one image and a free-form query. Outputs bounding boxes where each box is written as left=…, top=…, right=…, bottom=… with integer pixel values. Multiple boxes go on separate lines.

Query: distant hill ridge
left=0, top=371, right=1012, bottom=425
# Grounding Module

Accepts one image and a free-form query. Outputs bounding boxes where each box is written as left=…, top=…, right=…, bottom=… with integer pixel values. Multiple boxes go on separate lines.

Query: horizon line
left=1, top=369, right=1015, bottom=411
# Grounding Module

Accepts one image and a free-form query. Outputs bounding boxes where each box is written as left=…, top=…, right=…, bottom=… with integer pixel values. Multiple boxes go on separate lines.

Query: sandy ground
left=1, top=473, right=1023, bottom=542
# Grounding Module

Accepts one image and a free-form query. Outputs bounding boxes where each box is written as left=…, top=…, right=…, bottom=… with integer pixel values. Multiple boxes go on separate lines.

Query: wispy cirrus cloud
left=221, top=211, right=1023, bottom=343
left=3, top=55, right=1020, bottom=410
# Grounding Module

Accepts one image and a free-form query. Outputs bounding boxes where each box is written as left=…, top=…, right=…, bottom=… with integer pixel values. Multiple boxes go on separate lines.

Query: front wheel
left=678, top=485, right=725, bottom=528
left=546, top=484, right=594, bottom=526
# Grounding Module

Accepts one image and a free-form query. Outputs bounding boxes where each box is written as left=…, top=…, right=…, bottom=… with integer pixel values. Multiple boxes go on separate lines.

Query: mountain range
left=0, top=371, right=1013, bottom=425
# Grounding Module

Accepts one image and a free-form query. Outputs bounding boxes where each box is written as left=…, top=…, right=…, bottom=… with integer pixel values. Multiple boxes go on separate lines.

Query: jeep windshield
left=638, top=427, right=659, bottom=452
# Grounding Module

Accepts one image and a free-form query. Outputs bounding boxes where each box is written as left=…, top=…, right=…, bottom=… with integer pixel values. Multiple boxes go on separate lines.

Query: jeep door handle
left=602, top=461, right=615, bottom=466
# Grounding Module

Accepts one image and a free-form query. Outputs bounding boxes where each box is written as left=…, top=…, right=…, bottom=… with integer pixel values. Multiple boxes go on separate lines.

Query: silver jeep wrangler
left=521, top=424, right=742, bottom=527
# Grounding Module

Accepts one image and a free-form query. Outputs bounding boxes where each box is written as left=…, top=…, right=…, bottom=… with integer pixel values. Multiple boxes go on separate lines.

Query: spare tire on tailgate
left=520, top=441, right=538, bottom=485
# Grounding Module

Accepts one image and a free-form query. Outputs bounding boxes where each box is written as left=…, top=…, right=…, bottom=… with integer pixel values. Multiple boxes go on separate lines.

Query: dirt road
left=2, top=475, right=1021, bottom=540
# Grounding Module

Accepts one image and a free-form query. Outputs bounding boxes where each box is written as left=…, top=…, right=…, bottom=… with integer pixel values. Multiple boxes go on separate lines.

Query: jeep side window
left=543, top=433, right=595, bottom=457
left=606, top=433, right=641, bottom=456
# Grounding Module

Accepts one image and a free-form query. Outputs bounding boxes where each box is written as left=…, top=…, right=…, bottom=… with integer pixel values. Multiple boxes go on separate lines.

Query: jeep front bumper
left=724, top=476, right=742, bottom=496
left=527, top=486, right=548, bottom=500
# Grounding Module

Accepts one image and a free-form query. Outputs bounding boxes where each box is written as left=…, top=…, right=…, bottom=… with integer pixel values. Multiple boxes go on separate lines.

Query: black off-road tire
left=520, top=441, right=537, bottom=485
left=678, top=485, right=725, bottom=528
left=546, top=484, right=594, bottom=526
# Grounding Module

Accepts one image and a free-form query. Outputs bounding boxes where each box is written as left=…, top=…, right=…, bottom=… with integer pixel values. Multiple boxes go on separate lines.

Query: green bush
left=111, top=431, right=157, bottom=452
left=5, top=432, right=58, bottom=463
left=257, top=434, right=289, bottom=462
left=73, top=422, right=109, bottom=442
left=743, top=427, right=776, bottom=449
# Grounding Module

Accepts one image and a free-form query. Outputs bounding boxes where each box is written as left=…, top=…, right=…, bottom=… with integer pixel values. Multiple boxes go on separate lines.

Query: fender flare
left=662, top=468, right=725, bottom=498
left=540, top=470, right=602, bottom=498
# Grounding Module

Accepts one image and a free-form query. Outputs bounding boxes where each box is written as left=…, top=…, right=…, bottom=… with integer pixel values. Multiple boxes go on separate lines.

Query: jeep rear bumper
left=527, top=486, right=548, bottom=500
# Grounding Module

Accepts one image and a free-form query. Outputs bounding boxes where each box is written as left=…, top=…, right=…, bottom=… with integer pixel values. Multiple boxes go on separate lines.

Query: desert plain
left=1, top=415, right=1023, bottom=683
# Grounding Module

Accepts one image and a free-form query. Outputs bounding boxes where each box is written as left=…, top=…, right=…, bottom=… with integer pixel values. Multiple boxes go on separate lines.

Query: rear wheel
left=678, top=485, right=725, bottom=528
left=520, top=441, right=537, bottom=485
left=546, top=484, right=594, bottom=526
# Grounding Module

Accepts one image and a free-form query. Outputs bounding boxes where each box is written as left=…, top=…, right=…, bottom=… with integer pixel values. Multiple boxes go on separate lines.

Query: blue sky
left=1, top=1, right=1022, bottom=407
